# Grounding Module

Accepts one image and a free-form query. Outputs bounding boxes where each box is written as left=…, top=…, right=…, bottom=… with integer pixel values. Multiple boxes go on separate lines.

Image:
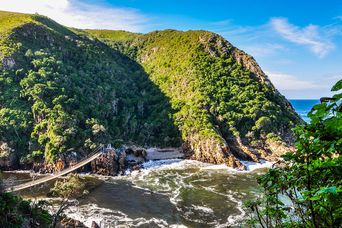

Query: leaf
left=331, top=79, right=342, bottom=91
left=317, top=186, right=337, bottom=195
left=332, top=93, right=342, bottom=100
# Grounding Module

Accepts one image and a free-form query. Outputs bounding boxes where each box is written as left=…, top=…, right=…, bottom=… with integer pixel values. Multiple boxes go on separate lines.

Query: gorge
left=0, top=0, right=341, bottom=226
left=0, top=11, right=302, bottom=172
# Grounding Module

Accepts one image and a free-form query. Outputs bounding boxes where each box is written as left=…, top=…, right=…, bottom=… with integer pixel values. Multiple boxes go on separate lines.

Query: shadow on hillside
left=11, top=18, right=182, bottom=148
left=94, top=39, right=182, bottom=147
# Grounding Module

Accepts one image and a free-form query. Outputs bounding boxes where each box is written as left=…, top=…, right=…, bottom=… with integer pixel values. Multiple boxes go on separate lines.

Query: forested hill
left=0, top=11, right=181, bottom=167
left=0, top=11, right=302, bottom=169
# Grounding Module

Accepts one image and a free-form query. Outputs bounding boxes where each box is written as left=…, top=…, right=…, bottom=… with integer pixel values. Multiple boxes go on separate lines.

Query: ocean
left=289, top=99, right=320, bottom=122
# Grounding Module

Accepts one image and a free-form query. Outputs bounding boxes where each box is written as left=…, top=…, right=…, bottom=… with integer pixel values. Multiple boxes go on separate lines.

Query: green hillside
left=85, top=29, right=302, bottom=167
left=0, top=11, right=301, bottom=169
left=0, top=11, right=180, bottom=167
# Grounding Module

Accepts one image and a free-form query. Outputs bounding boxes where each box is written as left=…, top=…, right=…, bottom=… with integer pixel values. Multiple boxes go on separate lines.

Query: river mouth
left=2, top=159, right=271, bottom=227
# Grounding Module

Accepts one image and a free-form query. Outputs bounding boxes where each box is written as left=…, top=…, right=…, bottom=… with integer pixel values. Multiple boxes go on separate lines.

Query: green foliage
left=244, top=80, right=342, bottom=227
left=89, top=29, right=301, bottom=149
left=332, top=79, right=342, bottom=91
left=49, top=174, right=90, bottom=198
left=0, top=11, right=33, bottom=34
left=0, top=11, right=181, bottom=164
left=0, top=178, right=51, bottom=227
left=0, top=11, right=301, bottom=165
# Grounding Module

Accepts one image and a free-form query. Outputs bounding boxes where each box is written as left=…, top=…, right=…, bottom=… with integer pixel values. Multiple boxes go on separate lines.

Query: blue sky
left=1, top=0, right=341, bottom=99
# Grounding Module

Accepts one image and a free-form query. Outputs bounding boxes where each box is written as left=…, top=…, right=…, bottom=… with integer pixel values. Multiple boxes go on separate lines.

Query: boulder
left=91, top=149, right=118, bottom=176
left=58, top=216, right=86, bottom=228
left=90, top=147, right=150, bottom=176
left=91, top=221, right=100, bottom=228
left=2, top=57, right=15, bottom=69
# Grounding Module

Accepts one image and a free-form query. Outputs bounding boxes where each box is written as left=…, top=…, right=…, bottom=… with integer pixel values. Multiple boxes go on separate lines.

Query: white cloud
left=270, top=17, right=334, bottom=57
left=244, top=43, right=285, bottom=57
left=266, top=72, right=322, bottom=91
left=0, top=0, right=149, bottom=32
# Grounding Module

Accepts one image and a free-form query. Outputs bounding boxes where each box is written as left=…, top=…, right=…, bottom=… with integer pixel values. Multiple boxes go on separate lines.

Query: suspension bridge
left=4, top=146, right=104, bottom=193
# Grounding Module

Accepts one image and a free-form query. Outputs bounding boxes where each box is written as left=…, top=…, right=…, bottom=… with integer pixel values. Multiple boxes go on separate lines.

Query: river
left=1, top=100, right=314, bottom=227
left=2, top=160, right=271, bottom=227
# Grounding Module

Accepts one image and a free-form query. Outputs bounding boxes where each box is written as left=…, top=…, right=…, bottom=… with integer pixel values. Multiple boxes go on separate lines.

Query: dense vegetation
left=0, top=11, right=301, bottom=169
left=1, top=9, right=339, bottom=227
left=0, top=179, right=51, bottom=227
left=245, top=80, right=342, bottom=227
left=0, top=11, right=180, bottom=167
left=86, top=29, right=302, bottom=167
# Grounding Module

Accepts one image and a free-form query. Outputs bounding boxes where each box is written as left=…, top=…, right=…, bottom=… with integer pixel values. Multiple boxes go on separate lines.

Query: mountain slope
left=0, top=11, right=180, bottom=167
left=0, top=11, right=302, bottom=169
left=85, top=29, right=302, bottom=168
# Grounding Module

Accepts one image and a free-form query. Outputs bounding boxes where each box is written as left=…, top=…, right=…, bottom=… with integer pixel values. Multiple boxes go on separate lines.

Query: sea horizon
left=289, top=99, right=320, bottom=122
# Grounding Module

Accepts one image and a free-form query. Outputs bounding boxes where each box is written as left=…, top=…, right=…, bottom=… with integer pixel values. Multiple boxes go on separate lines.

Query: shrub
left=244, top=79, right=342, bottom=227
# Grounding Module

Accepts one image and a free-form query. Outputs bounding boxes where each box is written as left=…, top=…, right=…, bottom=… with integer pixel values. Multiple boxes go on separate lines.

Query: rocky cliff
left=85, top=29, right=302, bottom=169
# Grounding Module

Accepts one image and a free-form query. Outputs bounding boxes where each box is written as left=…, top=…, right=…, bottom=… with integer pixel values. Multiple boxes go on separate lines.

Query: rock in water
left=58, top=216, right=86, bottom=228
left=91, top=149, right=118, bottom=176
left=91, top=221, right=100, bottom=228
left=91, top=147, right=148, bottom=175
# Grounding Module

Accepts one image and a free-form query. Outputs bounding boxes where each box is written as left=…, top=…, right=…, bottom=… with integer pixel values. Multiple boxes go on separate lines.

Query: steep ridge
left=0, top=11, right=302, bottom=169
left=85, top=29, right=302, bottom=169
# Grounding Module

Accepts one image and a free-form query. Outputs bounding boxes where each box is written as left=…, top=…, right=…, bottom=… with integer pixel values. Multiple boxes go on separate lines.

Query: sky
left=0, top=0, right=341, bottom=99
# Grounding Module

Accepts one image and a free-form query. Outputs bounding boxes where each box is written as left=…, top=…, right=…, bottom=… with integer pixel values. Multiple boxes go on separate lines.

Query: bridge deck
left=5, top=150, right=102, bottom=193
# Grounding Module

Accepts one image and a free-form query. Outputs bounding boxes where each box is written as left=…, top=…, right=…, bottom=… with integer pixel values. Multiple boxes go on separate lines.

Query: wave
left=240, top=160, right=274, bottom=171
left=54, top=158, right=271, bottom=227
left=137, top=158, right=274, bottom=173
left=55, top=202, right=186, bottom=228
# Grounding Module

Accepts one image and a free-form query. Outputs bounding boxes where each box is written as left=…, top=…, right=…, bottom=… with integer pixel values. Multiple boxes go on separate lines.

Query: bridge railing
left=4, top=145, right=105, bottom=193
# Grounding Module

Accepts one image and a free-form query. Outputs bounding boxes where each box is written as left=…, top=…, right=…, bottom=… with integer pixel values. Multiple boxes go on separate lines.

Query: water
left=1, top=101, right=313, bottom=227
left=289, top=99, right=320, bottom=122
left=2, top=161, right=271, bottom=227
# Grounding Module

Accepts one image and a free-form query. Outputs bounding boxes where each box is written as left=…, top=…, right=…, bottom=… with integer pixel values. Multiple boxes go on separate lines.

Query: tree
left=245, top=79, right=342, bottom=227
left=0, top=178, right=51, bottom=227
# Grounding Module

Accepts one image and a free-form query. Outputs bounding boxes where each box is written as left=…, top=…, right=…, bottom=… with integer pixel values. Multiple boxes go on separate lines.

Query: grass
left=0, top=11, right=34, bottom=34
left=84, top=29, right=140, bottom=41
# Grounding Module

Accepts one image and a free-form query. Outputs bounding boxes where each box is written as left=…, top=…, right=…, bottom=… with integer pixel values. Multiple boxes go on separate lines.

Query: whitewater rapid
left=60, top=159, right=272, bottom=227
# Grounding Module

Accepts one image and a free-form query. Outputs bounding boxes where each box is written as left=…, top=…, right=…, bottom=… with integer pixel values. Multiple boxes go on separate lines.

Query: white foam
left=52, top=202, right=183, bottom=228
left=191, top=205, right=214, bottom=214
left=139, top=158, right=274, bottom=173
left=142, top=159, right=187, bottom=170
left=2, top=170, right=33, bottom=174
left=240, top=160, right=274, bottom=171
left=200, top=164, right=237, bottom=172
left=199, top=185, right=247, bottom=227
left=201, top=159, right=274, bottom=172
left=51, top=158, right=272, bottom=227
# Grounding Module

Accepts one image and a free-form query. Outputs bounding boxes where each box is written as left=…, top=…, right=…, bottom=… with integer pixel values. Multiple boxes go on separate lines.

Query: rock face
left=91, top=149, right=119, bottom=175
left=91, top=221, right=100, bottom=228
left=86, top=30, right=302, bottom=169
left=182, top=135, right=245, bottom=169
left=0, top=142, right=15, bottom=169
left=91, top=147, right=147, bottom=175
left=57, top=217, right=87, bottom=228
